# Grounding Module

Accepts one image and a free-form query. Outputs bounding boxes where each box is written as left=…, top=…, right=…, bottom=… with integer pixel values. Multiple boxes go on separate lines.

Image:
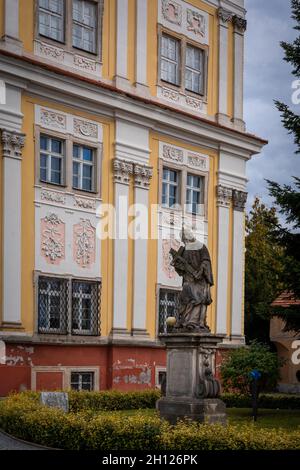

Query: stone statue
left=170, top=228, right=214, bottom=332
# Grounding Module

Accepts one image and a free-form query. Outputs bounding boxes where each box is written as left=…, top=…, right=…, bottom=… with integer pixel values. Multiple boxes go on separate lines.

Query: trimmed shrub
left=222, top=393, right=300, bottom=410
left=1, top=393, right=300, bottom=450
left=68, top=389, right=161, bottom=412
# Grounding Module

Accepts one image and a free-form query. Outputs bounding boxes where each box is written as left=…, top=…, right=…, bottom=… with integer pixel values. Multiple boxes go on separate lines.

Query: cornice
left=0, top=50, right=267, bottom=156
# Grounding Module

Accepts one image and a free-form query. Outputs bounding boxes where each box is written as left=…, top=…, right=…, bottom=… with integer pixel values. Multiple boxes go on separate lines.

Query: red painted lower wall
left=0, top=342, right=228, bottom=396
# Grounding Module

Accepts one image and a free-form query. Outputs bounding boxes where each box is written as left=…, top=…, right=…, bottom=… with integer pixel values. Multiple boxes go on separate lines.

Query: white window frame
left=70, top=371, right=95, bottom=391
left=162, top=167, right=180, bottom=208
left=72, top=143, right=95, bottom=192
left=185, top=44, right=205, bottom=95
left=38, top=277, right=67, bottom=334
left=186, top=173, right=205, bottom=215
left=72, top=280, right=99, bottom=335
left=160, top=33, right=181, bottom=86
left=158, top=27, right=208, bottom=99
left=72, top=0, right=98, bottom=54
left=38, top=0, right=65, bottom=43
left=40, top=134, right=65, bottom=186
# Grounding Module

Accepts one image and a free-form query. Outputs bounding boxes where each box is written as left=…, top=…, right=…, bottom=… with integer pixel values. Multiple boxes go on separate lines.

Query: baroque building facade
left=0, top=0, right=266, bottom=394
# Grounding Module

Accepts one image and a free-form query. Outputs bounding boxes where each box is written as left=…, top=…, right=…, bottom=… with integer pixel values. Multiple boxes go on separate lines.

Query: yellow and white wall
left=0, top=0, right=266, bottom=394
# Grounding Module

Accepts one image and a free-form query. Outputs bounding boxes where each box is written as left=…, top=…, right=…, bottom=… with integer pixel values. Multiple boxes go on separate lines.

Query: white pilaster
left=232, top=15, right=247, bottom=131
left=1, top=130, right=25, bottom=326
left=217, top=8, right=233, bottom=126
left=135, top=0, right=148, bottom=93
left=1, top=0, right=23, bottom=54
left=112, top=159, right=133, bottom=334
left=132, top=164, right=153, bottom=336
left=216, top=185, right=232, bottom=335
left=116, top=0, right=129, bottom=89
left=231, top=190, right=247, bottom=338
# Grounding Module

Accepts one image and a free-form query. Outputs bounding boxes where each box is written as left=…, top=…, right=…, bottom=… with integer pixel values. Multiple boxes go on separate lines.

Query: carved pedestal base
left=157, top=397, right=226, bottom=425
left=156, top=332, right=226, bottom=425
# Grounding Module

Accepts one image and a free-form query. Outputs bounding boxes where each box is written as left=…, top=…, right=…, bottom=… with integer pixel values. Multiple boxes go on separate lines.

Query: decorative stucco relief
left=40, top=108, right=66, bottom=130
left=162, top=144, right=184, bottom=163
left=162, top=238, right=181, bottom=279
left=38, top=42, right=65, bottom=60
left=73, top=118, right=98, bottom=139
left=73, top=55, right=97, bottom=71
left=73, top=219, right=96, bottom=268
left=41, top=189, right=66, bottom=205
left=162, top=0, right=182, bottom=25
left=41, top=213, right=65, bottom=264
left=73, top=196, right=96, bottom=211
left=187, top=154, right=207, bottom=170
left=161, top=87, right=180, bottom=102
left=186, top=8, right=206, bottom=37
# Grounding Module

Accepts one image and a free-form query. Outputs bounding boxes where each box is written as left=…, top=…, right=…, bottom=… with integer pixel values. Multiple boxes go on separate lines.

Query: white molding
left=231, top=209, right=244, bottom=336
left=136, top=0, right=148, bottom=88
left=0, top=56, right=266, bottom=157
left=1, top=129, right=25, bottom=325
left=218, top=21, right=229, bottom=117
left=1, top=0, right=23, bottom=54
left=116, top=0, right=128, bottom=81
left=233, top=26, right=245, bottom=128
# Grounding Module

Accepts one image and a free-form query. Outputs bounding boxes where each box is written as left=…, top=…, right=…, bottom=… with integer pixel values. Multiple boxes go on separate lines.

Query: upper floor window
left=73, top=0, right=97, bottom=53
left=161, top=34, right=180, bottom=86
left=37, top=0, right=101, bottom=56
left=186, top=174, right=204, bottom=215
left=162, top=168, right=179, bottom=208
left=185, top=45, right=204, bottom=95
left=160, top=32, right=206, bottom=97
left=38, top=0, right=65, bottom=43
left=40, top=135, right=65, bottom=185
left=73, top=144, right=95, bottom=191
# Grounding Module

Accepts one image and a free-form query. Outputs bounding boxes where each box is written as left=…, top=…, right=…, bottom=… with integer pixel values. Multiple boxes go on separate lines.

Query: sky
left=244, top=0, right=300, bottom=212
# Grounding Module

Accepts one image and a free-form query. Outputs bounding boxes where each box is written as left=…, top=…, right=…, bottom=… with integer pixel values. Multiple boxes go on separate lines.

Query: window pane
left=51, top=139, right=62, bottom=154
left=169, top=170, right=177, bottom=183
left=51, top=170, right=61, bottom=184
left=83, top=147, right=93, bottom=161
left=73, top=145, right=80, bottom=159
left=51, top=156, right=61, bottom=171
left=82, top=177, right=92, bottom=191
left=40, top=136, right=48, bottom=151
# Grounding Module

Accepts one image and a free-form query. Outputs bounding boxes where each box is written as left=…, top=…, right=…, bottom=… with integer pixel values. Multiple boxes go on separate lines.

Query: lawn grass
left=98, top=408, right=300, bottom=431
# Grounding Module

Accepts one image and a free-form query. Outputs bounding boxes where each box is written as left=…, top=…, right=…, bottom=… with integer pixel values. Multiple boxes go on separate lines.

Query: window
left=186, top=174, right=204, bottom=215
left=38, top=0, right=65, bottom=43
left=38, top=277, right=69, bottom=334
left=158, top=289, right=179, bottom=334
left=161, top=34, right=180, bottom=86
left=72, top=281, right=100, bottom=335
left=71, top=371, right=94, bottom=391
left=162, top=168, right=179, bottom=208
left=160, top=32, right=206, bottom=96
left=72, top=0, right=97, bottom=53
left=38, top=277, right=100, bottom=335
left=73, top=144, right=95, bottom=191
left=40, top=135, right=64, bottom=185
left=185, top=45, right=204, bottom=95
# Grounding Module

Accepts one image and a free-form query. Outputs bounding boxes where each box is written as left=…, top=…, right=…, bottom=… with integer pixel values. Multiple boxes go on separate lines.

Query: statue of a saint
left=170, top=228, right=214, bottom=332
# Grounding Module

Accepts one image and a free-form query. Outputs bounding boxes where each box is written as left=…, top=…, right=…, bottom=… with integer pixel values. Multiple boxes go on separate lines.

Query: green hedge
left=222, top=393, right=300, bottom=410
left=68, top=389, right=161, bottom=412
left=1, top=393, right=300, bottom=450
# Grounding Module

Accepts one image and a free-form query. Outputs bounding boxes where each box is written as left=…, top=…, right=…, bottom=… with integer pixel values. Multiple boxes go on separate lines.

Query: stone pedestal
left=156, top=333, right=227, bottom=425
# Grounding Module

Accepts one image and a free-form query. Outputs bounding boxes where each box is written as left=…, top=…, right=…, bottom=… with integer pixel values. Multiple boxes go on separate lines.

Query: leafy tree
left=268, top=0, right=300, bottom=332
left=220, top=341, right=283, bottom=396
left=245, top=198, right=285, bottom=344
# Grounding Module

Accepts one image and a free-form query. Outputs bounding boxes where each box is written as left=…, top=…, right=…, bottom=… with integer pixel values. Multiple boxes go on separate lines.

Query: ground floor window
left=70, top=371, right=94, bottom=391
left=38, top=276, right=100, bottom=336
left=158, top=288, right=179, bottom=334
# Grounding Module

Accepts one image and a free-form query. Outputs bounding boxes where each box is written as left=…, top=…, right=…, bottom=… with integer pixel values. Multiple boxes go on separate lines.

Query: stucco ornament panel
left=162, top=0, right=182, bottom=25
left=73, top=118, right=98, bottom=139
left=73, top=219, right=96, bottom=268
left=40, top=108, right=66, bottom=130
left=162, top=144, right=184, bottom=163
left=162, top=238, right=181, bottom=279
left=41, top=213, right=65, bottom=264
left=186, top=8, right=206, bottom=37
